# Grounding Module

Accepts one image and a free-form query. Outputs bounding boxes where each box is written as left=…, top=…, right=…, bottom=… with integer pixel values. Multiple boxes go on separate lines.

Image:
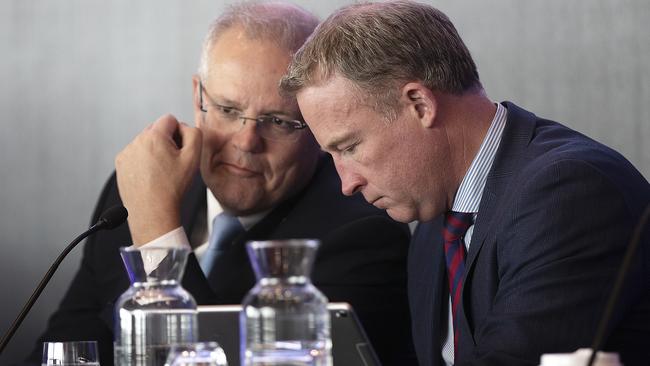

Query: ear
left=401, top=82, right=437, bottom=128
left=191, top=75, right=202, bottom=128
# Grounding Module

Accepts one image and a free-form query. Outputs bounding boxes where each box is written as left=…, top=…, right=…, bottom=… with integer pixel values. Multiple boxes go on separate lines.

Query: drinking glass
left=165, top=342, right=228, bottom=366
left=42, top=341, right=100, bottom=365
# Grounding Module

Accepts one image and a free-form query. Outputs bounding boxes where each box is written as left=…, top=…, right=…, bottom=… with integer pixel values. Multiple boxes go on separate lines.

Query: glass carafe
left=114, top=246, right=198, bottom=366
left=241, top=239, right=332, bottom=366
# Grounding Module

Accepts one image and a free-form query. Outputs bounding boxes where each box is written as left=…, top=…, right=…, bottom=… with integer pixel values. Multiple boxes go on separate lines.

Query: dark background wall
left=1, top=1, right=648, bottom=363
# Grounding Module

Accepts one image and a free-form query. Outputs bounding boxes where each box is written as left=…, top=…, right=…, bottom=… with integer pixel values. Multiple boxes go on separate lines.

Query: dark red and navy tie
left=442, top=211, right=474, bottom=358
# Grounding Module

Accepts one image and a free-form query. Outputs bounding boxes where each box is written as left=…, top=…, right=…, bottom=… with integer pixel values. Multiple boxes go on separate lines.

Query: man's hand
left=115, top=114, right=202, bottom=246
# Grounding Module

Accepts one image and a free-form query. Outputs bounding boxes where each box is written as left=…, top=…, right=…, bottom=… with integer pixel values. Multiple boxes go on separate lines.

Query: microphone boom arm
left=0, top=205, right=127, bottom=355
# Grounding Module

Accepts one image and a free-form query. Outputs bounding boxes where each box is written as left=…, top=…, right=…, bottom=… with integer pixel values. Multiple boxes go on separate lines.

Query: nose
left=334, top=158, right=365, bottom=196
left=232, top=119, right=263, bottom=153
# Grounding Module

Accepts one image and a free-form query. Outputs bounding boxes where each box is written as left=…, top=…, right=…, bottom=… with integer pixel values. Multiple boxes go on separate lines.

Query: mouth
left=218, top=162, right=260, bottom=177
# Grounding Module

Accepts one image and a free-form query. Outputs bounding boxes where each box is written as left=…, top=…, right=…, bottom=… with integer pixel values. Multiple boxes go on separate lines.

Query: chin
left=219, top=198, right=268, bottom=216
left=385, top=207, right=418, bottom=223
left=218, top=190, right=267, bottom=214
left=206, top=180, right=263, bottom=213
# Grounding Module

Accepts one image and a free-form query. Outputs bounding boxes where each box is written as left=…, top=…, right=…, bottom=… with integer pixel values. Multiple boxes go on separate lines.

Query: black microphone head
left=97, top=205, right=128, bottom=230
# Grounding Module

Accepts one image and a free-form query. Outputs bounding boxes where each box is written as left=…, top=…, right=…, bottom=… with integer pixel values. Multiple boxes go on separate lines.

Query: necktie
left=200, top=212, right=244, bottom=276
left=442, top=211, right=474, bottom=359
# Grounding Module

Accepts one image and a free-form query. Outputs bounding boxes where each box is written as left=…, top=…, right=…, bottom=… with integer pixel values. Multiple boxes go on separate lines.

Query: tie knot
left=443, top=211, right=474, bottom=242
left=212, top=212, right=243, bottom=237
left=209, top=212, right=244, bottom=254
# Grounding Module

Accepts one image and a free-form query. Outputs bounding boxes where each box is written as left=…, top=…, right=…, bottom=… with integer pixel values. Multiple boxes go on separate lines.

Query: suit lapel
left=459, top=102, right=537, bottom=345
left=180, top=175, right=218, bottom=303
left=465, top=102, right=537, bottom=269
left=180, top=174, right=206, bottom=238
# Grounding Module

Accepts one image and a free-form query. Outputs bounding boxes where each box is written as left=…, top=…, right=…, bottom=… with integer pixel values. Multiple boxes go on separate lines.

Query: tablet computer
left=197, top=302, right=380, bottom=366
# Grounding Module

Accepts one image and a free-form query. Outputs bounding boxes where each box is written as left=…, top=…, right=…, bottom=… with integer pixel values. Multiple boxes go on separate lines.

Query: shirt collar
left=206, top=189, right=271, bottom=232
left=451, top=103, right=507, bottom=213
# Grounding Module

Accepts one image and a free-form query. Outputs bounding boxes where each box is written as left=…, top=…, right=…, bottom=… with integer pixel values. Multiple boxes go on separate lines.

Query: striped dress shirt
left=442, top=103, right=507, bottom=365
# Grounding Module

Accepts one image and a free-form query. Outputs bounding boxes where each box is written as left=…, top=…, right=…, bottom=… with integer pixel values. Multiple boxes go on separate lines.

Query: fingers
left=149, top=114, right=181, bottom=145
left=114, top=114, right=201, bottom=246
left=178, top=122, right=203, bottom=153
left=142, top=115, right=201, bottom=153
left=151, top=114, right=179, bottom=132
left=143, top=114, right=177, bottom=132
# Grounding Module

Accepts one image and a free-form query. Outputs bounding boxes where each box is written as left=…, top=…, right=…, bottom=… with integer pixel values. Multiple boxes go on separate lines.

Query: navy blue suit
left=409, top=102, right=650, bottom=366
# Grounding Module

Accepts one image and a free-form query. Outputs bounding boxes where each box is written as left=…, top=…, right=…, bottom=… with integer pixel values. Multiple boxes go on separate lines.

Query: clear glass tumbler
left=42, top=341, right=100, bottom=365
left=241, top=239, right=332, bottom=366
left=114, top=246, right=198, bottom=366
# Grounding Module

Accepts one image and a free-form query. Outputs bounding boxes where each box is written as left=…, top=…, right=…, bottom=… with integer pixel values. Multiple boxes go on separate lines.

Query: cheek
left=372, top=141, right=417, bottom=190
left=200, top=129, right=228, bottom=155
left=265, top=140, right=318, bottom=187
left=263, top=145, right=301, bottom=181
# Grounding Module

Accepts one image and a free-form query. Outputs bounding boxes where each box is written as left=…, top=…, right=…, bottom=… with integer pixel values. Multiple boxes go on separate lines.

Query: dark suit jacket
left=409, top=102, right=650, bottom=366
left=28, top=156, right=416, bottom=365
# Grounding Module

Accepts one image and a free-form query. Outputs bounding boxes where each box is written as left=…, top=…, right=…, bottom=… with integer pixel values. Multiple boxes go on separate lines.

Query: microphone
left=95, top=204, right=129, bottom=230
left=0, top=205, right=128, bottom=354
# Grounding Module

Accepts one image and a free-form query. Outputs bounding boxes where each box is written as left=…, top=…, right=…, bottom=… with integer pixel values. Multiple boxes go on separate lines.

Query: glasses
left=199, top=81, right=307, bottom=141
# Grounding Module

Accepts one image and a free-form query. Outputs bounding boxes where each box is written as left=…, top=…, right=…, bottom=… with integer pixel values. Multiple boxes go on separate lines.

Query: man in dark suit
left=26, top=2, right=415, bottom=365
left=281, top=1, right=650, bottom=365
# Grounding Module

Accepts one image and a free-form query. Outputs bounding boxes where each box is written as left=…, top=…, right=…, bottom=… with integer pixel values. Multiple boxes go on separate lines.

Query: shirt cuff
left=139, top=227, right=191, bottom=250
left=131, top=227, right=191, bottom=274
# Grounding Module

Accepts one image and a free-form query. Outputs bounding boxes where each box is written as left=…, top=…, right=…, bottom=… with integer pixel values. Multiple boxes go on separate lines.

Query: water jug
left=114, top=246, right=198, bottom=366
left=241, top=239, right=332, bottom=366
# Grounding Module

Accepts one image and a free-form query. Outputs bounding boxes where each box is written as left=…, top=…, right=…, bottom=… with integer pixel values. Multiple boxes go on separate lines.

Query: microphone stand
left=586, top=203, right=650, bottom=366
left=0, top=205, right=127, bottom=355
left=0, top=224, right=102, bottom=354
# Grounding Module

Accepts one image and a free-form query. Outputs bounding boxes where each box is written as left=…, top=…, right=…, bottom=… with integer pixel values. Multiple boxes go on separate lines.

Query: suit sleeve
left=465, top=159, right=650, bottom=366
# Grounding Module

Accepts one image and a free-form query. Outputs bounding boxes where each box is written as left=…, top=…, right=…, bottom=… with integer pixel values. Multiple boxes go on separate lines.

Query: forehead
left=210, top=28, right=291, bottom=73
left=203, top=27, right=296, bottom=109
left=296, top=76, right=376, bottom=147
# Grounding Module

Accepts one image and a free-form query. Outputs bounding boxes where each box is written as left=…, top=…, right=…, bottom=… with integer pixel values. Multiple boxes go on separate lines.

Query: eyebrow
left=206, top=93, right=242, bottom=110
left=209, top=92, right=295, bottom=119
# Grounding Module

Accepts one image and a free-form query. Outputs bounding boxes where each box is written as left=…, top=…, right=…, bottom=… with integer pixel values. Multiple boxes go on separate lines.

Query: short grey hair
left=280, top=0, right=482, bottom=121
left=197, top=1, right=319, bottom=80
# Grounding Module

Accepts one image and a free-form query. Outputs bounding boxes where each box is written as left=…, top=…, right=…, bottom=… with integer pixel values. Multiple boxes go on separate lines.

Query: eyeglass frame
left=198, top=81, right=308, bottom=141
